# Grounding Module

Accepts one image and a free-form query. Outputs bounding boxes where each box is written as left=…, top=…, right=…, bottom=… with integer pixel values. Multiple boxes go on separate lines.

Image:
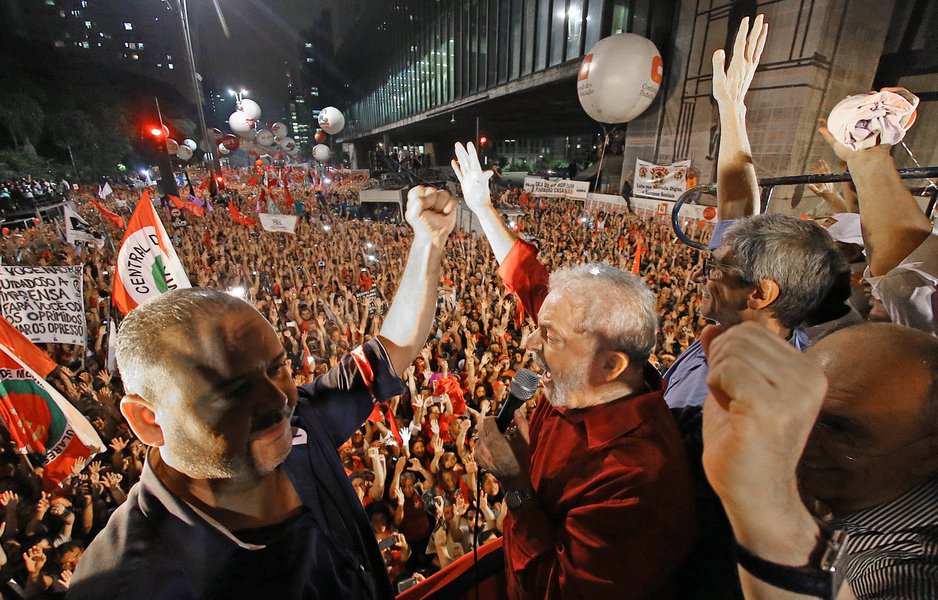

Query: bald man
left=69, top=187, right=457, bottom=600
left=798, top=324, right=938, bottom=599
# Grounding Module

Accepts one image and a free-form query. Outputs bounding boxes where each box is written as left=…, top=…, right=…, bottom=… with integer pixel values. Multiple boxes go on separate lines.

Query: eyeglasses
left=702, top=254, right=745, bottom=280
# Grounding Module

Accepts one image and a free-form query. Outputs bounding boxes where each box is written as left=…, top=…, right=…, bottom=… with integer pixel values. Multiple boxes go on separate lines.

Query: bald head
left=799, top=323, right=938, bottom=515
left=116, top=288, right=257, bottom=405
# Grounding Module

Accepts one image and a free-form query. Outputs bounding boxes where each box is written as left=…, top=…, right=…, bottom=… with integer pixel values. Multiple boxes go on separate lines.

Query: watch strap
left=734, top=541, right=832, bottom=599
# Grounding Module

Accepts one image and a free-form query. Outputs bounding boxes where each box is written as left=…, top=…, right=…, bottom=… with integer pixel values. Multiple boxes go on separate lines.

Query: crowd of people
left=0, top=166, right=710, bottom=596
left=0, top=12, right=933, bottom=600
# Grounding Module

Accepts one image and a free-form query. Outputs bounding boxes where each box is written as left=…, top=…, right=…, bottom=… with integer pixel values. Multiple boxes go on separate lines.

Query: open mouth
left=530, top=354, right=553, bottom=383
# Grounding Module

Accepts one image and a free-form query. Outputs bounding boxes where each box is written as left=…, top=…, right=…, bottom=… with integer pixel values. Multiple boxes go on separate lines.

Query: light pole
left=175, top=0, right=219, bottom=194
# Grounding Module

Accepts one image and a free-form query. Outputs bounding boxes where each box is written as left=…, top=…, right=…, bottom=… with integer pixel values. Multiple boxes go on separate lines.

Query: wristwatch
left=504, top=487, right=535, bottom=511
left=734, top=530, right=848, bottom=599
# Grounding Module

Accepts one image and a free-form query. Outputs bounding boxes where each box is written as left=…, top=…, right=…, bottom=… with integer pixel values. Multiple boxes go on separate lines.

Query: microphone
left=495, top=368, right=541, bottom=433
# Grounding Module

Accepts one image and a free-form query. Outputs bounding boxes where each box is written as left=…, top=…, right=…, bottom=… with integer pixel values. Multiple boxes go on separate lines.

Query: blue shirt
left=70, top=338, right=404, bottom=600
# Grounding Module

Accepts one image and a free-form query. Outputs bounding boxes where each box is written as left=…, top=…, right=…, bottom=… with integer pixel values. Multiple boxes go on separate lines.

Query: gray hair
left=548, top=263, right=657, bottom=362
left=722, top=215, right=844, bottom=330
left=116, top=288, right=253, bottom=404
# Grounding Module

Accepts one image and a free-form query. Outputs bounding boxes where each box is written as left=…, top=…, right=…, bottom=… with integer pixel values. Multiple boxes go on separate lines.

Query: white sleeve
left=865, top=232, right=938, bottom=336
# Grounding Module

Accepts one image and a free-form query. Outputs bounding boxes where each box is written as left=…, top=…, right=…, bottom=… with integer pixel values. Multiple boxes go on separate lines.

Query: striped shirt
left=833, top=477, right=938, bottom=599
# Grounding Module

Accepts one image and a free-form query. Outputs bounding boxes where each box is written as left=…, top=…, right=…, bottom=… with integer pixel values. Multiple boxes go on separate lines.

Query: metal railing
left=671, top=167, right=938, bottom=251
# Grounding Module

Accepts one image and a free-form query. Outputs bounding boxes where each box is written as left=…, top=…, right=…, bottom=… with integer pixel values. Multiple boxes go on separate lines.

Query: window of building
left=123, top=22, right=133, bottom=30
left=70, top=10, right=81, bottom=17
left=84, top=20, right=93, bottom=29
left=168, top=63, right=174, bottom=69
left=304, top=42, right=313, bottom=48
left=54, top=40, right=65, bottom=48
left=131, top=53, right=139, bottom=60
left=138, top=42, right=144, bottom=49
left=81, top=0, right=88, bottom=6
left=306, top=57, right=314, bottom=63
left=80, top=41, right=90, bottom=49
left=45, top=0, right=56, bottom=6
left=611, top=1, right=630, bottom=35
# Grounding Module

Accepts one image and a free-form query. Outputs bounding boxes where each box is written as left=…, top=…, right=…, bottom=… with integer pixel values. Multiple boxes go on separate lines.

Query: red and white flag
left=0, top=317, right=105, bottom=491
left=112, top=191, right=191, bottom=314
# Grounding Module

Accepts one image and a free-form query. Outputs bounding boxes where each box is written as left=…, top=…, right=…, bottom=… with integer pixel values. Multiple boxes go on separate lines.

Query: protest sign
left=523, top=177, right=590, bottom=200
left=0, top=266, right=85, bottom=346
left=633, top=159, right=692, bottom=201
left=259, top=213, right=298, bottom=234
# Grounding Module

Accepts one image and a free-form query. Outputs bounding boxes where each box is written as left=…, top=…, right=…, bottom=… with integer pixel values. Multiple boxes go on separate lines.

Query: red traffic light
left=215, top=175, right=225, bottom=186
left=479, top=136, right=488, bottom=146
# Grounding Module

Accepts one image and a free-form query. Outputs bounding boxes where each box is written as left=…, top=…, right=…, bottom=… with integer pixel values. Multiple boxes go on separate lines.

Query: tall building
left=2, top=0, right=190, bottom=99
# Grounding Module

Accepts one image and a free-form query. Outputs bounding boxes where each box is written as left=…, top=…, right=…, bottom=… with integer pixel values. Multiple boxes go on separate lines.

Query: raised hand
left=35, top=491, right=50, bottom=515
left=87, top=460, right=104, bottom=475
left=454, top=494, right=468, bottom=519
left=70, top=456, right=88, bottom=477
left=452, top=142, right=495, bottom=212
left=431, top=436, right=444, bottom=456
left=103, top=472, right=123, bottom=489
left=0, top=491, right=19, bottom=508
left=109, top=436, right=128, bottom=454
left=58, top=569, right=73, bottom=590
left=23, top=545, right=46, bottom=575
left=405, top=185, right=457, bottom=247
left=399, top=427, right=412, bottom=448
left=712, top=14, right=768, bottom=107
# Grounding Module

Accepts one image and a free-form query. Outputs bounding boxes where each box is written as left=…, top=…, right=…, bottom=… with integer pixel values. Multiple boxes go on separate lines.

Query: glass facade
left=342, top=0, right=668, bottom=138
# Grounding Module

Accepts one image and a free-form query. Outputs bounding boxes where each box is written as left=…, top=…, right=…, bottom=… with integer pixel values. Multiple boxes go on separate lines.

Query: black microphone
left=495, top=368, right=541, bottom=433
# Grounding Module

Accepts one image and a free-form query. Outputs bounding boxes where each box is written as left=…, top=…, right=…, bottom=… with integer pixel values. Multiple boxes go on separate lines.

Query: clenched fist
left=406, top=185, right=456, bottom=247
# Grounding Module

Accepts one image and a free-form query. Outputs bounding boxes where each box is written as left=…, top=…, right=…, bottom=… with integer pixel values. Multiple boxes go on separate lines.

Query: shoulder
left=69, top=491, right=194, bottom=600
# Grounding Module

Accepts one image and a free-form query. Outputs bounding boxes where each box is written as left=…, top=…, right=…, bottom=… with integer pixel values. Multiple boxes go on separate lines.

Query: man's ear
left=747, top=278, right=781, bottom=311
left=596, top=350, right=630, bottom=384
left=119, top=394, right=164, bottom=447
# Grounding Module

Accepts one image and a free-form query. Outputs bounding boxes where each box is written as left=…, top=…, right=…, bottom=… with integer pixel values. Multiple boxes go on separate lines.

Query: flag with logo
left=0, top=317, right=105, bottom=491
left=112, top=191, right=191, bottom=314
left=64, top=205, right=104, bottom=248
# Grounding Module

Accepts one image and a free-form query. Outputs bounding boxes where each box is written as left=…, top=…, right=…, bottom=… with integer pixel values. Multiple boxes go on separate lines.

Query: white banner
left=64, top=205, right=104, bottom=248
left=585, top=193, right=630, bottom=213
left=98, top=182, right=113, bottom=199
left=524, top=177, right=590, bottom=200
left=630, top=196, right=718, bottom=222
left=0, top=266, right=86, bottom=346
left=259, top=213, right=298, bottom=234
left=634, top=159, right=692, bottom=201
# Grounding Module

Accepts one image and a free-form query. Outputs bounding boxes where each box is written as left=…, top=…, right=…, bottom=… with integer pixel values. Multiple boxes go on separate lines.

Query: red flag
left=0, top=318, right=105, bottom=490
left=631, top=236, right=644, bottom=275
left=184, top=202, right=205, bottom=218
left=89, top=199, right=126, bottom=229
left=367, top=403, right=403, bottom=446
left=229, top=203, right=257, bottom=227
left=247, top=176, right=259, bottom=186
left=168, top=195, right=187, bottom=210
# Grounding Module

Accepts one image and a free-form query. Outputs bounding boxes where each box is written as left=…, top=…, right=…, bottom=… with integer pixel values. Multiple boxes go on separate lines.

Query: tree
left=47, top=109, right=96, bottom=179
left=0, top=93, right=44, bottom=158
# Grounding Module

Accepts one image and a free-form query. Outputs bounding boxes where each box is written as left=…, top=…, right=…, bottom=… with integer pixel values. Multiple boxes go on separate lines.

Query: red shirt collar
left=555, top=364, right=664, bottom=450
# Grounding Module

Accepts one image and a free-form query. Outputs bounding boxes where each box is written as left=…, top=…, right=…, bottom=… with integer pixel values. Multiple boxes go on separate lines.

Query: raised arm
left=819, top=128, right=932, bottom=276
left=453, top=142, right=517, bottom=264
left=378, top=186, right=456, bottom=374
left=712, top=15, right=769, bottom=220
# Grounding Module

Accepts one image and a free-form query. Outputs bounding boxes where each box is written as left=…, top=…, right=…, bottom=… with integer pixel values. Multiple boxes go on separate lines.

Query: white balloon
left=576, top=33, right=662, bottom=124
left=271, top=122, right=289, bottom=138
left=229, top=111, right=255, bottom=137
left=287, top=146, right=300, bottom=157
left=317, top=107, right=345, bottom=135
left=238, top=98, right=262, bottom=121
left=176, top=146, right=193, bottom=161
left=312, top=143, right=331, bottom=162
left=217, top=143, right=231, bottom=156
left=182, top=139, right=198, bottom=151
left=279, top=136, right=297, bottom=153
left=166, top=139, right=180, bottom=154
left=255, top=129, right=275, bottom=147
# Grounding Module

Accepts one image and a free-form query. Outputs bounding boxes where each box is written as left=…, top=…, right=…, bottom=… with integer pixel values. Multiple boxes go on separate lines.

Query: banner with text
left=64, top=205, right=104, bottom=248
left=634, top=159, right=692, bottom=201
left=0, top=267, right=85, bottom=346
left=259, top=213, right=298, bottom=234
left=523, top=177, right=590, bottom=201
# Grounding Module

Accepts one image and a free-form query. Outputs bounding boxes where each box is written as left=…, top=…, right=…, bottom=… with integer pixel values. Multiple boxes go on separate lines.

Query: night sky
left=194, top=0, right=329, bottom=123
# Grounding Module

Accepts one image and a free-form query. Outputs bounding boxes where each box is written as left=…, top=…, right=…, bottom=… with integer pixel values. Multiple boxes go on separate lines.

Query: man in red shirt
left=454, top=143, right=696, bottom=599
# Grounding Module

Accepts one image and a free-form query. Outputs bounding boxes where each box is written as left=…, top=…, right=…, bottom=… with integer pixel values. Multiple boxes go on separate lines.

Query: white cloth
left=819, top=213, right=864, bottom=246
left=827, top=88, right=919, bottom=151
left=865, top=232, right=938, bottom=336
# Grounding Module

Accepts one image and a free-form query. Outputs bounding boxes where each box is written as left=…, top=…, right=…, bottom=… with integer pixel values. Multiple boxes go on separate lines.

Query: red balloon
left=255, top=159, right=264, bottom=167
left=1, top=227, right=9, bottom=236
left=28, top=228, right=36, bottom=233
left=32, top=218, right=40, bottom=225
left=314, top=129, right=327, bottom=143
left=221, top=135, right=241, bottom=151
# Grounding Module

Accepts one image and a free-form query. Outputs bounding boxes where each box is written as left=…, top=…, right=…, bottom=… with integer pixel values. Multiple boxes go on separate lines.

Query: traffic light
left=479, top=135, right=488, bottom=147
left=214, top=175, right=225, bottom=189
left=149, top=126, right=165, bottom=139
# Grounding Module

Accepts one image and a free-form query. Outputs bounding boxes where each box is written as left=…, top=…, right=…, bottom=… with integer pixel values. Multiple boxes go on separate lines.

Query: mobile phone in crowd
left=377, top=536, right=398, bottom=551
left=397, top=577, right=418, bottom=593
